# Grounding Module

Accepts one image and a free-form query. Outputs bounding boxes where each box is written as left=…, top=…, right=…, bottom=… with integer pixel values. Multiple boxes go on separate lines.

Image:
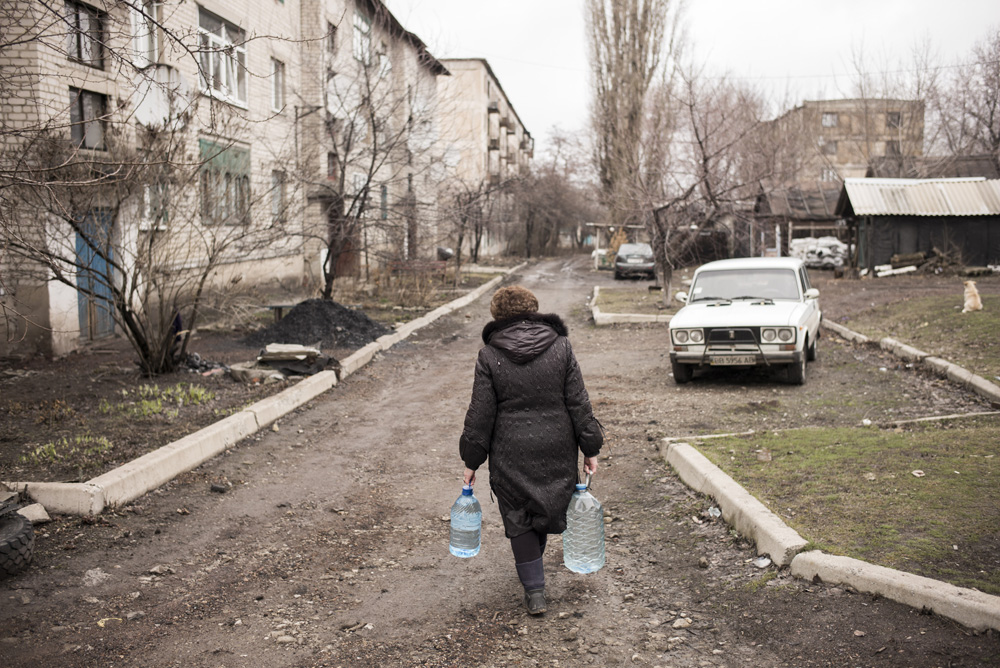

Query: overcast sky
left=386, top=0, right=1000, bottom=156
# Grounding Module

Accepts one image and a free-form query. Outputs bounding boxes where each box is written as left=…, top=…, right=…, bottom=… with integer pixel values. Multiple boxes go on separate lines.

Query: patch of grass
left=99, top=383, right=217, bottom=418
left=595, top=287, right=674, bottom=315
left=697, top=418, right=1000, bottom=595
left=20, top=434, right=114, bottom=466
left=844, top=294, right=1000, bottom=379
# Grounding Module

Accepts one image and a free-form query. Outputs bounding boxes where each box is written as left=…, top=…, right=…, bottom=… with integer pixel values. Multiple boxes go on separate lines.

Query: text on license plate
left=710, top=355, right=756, bottom=366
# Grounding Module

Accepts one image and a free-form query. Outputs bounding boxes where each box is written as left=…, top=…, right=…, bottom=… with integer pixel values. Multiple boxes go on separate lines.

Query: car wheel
left=787, top=353, right=806, bottom=385
left=807, top=335, right=817, bottom=362
left=671, top=359, right=693, bottom=384
left=0, top=513, right=34, bottom=578
left=613, top=271, right=622, bottom=280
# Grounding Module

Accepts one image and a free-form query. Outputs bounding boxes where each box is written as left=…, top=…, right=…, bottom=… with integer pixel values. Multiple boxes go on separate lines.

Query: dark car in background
left=614, top=243, right=655, bottom=280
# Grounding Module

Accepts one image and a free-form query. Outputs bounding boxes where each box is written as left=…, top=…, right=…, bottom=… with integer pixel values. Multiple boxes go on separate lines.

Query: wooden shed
left=835, top=178, right=1000, bottom=271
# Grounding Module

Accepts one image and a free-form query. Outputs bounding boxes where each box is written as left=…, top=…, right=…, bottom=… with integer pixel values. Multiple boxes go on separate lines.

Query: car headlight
left=778, top=328, right=794, bottom=342
left=761, top=328, right=776, bottom=342
left=689, top=329, right=704, bottom=343
left=675, top=330, right=689, bottom=344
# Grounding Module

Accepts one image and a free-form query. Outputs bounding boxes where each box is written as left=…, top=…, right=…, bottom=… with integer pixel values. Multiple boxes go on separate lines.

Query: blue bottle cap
left=462, top=485, right=474, bottom=495
left=575, top=483, right=588, bottom=491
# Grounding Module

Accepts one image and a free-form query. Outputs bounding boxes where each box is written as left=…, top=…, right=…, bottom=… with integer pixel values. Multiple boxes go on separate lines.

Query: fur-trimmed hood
left=482, top=313, right=568, bottom=364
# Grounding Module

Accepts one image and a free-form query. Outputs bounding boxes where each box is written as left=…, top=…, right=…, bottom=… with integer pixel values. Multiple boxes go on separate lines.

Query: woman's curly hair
left=490, top=285, right=539, bottom=320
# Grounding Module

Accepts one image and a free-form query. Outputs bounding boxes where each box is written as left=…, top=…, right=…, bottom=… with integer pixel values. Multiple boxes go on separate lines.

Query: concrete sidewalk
left=2, top=267, right=521, bottom=516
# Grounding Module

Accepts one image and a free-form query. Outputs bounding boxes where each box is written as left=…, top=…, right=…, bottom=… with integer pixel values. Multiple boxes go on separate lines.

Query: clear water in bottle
left=563, top=483, right=605, bottom=573
left=449, top=485, right=481, bottom=558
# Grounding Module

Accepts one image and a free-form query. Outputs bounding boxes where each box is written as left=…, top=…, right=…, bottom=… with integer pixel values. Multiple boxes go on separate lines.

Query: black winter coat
left=459, top=313, right=603, bottom=537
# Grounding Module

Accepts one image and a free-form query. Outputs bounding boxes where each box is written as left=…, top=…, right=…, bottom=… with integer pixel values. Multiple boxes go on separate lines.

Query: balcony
left=487, top=101, right=499, bottom=114
left=488, top=138, right=499, bottom=150
left=499, top=116, right=512, bottom=129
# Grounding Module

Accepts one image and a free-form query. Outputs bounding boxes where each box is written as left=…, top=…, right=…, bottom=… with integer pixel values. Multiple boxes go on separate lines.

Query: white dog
left=962, top=280, right=983, bottom=313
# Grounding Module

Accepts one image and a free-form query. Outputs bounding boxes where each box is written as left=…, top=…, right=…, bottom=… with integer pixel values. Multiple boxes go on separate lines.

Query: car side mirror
left=675, top=291, right=688, bottom=304
left=805, top=288, right=820, bottom=299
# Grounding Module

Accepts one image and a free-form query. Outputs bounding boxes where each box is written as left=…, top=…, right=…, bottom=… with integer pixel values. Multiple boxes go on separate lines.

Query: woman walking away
left=459, top=286, right=603, bottom=615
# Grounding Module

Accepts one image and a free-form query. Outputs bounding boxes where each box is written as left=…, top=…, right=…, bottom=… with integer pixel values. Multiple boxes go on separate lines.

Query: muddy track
left=1, top=256, right=997, bottom=667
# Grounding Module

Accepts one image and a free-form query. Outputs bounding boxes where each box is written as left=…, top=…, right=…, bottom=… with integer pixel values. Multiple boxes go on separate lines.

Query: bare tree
left=935, top=27, right=1000, bottom=167
left=586, top=0, right=681, bottom=230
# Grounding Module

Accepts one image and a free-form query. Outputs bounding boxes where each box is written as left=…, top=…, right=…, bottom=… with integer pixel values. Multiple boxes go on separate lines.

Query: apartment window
left=271, top=171, right=286, bottom=222
left=821, top=112, right=838, bottom=128
left=271, top=58, right=285, bottom=111
left=140, top=181, right=169, bottom=231
left=327, top=152, right=339, bottom=180
left=327, top=22, right=338, bottom=54
left=66, top=1, right=105, bottom=68
left=198, top=9, right=247, bottom=107
left=130, top=1, right=159, bottom=68
left=199, top=139, right=250, bottom=225
left=821, top=140, right=837, bottom=156
left=820, top=168, right=839, bottom=183
left=885, top=140, right=901, bottom=156
left=69, top=87, right=106, bottom=150
left=887, top=111, right=902, bottom=129
left=353, top=9, right=371, bottom=64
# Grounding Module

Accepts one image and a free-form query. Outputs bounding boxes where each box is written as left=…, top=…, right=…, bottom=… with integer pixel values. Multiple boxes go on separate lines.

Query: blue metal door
left=75, top=210, right=116, bottom=339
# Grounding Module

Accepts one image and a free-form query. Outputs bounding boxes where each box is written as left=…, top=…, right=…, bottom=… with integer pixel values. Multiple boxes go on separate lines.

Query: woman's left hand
left=583, top=456, right=598, bottom=475
left=463, top=467, right=477, bottom=486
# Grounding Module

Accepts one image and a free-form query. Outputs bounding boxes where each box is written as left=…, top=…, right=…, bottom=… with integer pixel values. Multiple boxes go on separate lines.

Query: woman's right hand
left=463, top=467, right=477, bottom=486
left=583, top=456, right=598, bottom=475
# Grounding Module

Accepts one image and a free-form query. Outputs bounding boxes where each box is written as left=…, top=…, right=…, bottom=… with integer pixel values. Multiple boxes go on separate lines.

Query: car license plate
left=626, top=257, right=643, bottom=263
left=710, top=355, right=756, bottom=366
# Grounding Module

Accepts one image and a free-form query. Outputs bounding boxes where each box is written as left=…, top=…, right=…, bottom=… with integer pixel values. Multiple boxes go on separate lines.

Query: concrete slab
left=662, top=441, right=807, bottom=566
left=17, top=503, right=50, bottom=524
left=880, top=337, right=929, bottom=362
left=87, top=411, right=259, bottom=509
left=3, top=482, right=104, bottom=516
left=820, top=320, right=870, bottom=344
left=968, top=374, right=1000, bottom=403
left=340, top=341, right=383, bottom=378
left=791, top=550, right=1000, bottom=632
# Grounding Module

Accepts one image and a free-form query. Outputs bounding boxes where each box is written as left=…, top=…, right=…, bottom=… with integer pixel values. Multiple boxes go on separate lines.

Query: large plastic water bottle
left=449, top=485, right=481, bottom=558
left=563, top=478, right=605, bottom=573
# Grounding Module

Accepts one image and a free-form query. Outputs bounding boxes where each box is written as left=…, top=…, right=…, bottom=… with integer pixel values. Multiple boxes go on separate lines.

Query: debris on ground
left=257, top=343, right=339, bottom=376
left=182, top=352, right=228, bottom=375
left=790, top=236, right=849, bottom=269
left=229, top=361, right=286, bottom=385
left=244, top=299, right=391, bottom=350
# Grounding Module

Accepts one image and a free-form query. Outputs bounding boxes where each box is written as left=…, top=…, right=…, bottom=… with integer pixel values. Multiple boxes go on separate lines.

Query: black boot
left=515, top=557, right=546, bottom=615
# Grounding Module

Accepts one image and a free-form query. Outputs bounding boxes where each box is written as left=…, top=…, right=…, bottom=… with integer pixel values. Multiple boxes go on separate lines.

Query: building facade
left=0, top=0, right=448, bottom=357
left=436, top=58, right=532, bottom=257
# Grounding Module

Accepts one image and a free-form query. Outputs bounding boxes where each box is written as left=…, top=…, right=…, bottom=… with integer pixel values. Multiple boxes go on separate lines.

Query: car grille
left=706, top=327, right=759, bottom=344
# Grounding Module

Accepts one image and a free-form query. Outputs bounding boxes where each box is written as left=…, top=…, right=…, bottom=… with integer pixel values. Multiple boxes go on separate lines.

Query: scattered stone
left=563, top=628, right=579, bottom=642
left=82, top=568, right=111, bottom=587
left=672, top=617, right=692, bottom=629
left=752, top=556, right=772, bottom=569
left=126, top=611, right=145, bottom=620
left=17, top=504, right=50, bottom=525
left=276, top=635, right=295, bottom=644
left=210, top=483, right=228, bottom=494
left=698, top=557, right=709, bottom=569
left=148, top=564, right=175, bottom=576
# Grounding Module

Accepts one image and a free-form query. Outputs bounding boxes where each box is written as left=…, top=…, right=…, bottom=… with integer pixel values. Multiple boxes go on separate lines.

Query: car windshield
left=689, top=268, right=800, bottom=302
left=618, top=244, right=651, bottom=256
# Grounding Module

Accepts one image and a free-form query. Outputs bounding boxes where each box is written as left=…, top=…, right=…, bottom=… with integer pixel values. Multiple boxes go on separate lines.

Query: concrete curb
left=660, top=436, right=1000, bottom=631
left=590, top=286, right=673, bottom=326
left=791, top=551, right=1000, bottom=632
left=2, top=265, right=523, bottom=515
left=660, top=441, right=807, bottom=567
left=820, top=320, right=1000, bottom=404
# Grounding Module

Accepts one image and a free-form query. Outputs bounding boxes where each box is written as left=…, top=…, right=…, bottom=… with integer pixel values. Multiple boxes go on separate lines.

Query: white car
left=669, top=257, right=822, bottom=385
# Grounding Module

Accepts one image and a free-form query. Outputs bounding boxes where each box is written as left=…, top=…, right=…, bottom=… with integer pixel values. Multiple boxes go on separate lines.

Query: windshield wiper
left=691, top=295, right=731, bottom=303
left=731, top=295, right=774, bottom=303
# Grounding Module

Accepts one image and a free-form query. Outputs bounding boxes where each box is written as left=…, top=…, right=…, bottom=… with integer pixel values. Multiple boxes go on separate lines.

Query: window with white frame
left=69, top=87, right=107, bottom=150
left=353, top=9, right=371, bottom=64
left=821, top=112, right=838, bottom=128
left=820, top=168, right=839, bottom=182
left=271, top=170, right=286, bottom=222
left=130, top=1, right=159, bottom=68
left=886, top=111, right=902, bottom=129
left=66, top=1, right=105, bottom=69
left=271, top=58, right=285, bottom=111
left=140, top=181, right=169, bottom=231
left=198, top=9, right=247, bottom=107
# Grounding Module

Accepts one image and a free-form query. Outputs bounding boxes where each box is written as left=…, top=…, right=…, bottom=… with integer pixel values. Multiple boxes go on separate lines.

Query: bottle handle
left=584, top=472, right=592, bottom=490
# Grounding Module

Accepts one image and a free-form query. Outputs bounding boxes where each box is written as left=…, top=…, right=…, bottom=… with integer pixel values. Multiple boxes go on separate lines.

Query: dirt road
left=2, top=256, right=997, bottom=667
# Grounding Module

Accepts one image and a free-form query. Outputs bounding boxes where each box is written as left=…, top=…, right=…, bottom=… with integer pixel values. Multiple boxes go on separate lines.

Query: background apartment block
left=773, top=98, right=925, bottom=187
left=437, top=58, right=533, bottom=256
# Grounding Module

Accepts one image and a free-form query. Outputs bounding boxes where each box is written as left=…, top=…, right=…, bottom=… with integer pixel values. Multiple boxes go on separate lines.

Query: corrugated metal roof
left=840, top=178, right=1000, bottom=216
